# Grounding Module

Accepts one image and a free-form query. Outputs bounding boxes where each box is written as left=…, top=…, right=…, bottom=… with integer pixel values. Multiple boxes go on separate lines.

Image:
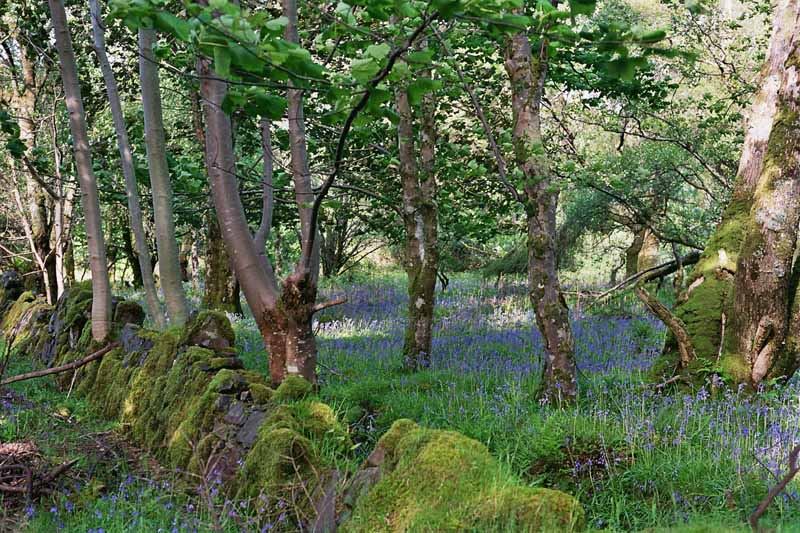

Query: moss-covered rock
left=343, top=419, right=585, bottom=532
left=181, top=311, right=235, bottom=352
left=274, top=375, right=313, bottom=401
left=114, top=300, right=145, bottom=326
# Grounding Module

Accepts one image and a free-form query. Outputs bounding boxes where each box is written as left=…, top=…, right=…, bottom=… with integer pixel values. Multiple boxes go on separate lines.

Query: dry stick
left=0, top=343, right=119, bottom=386
left=635, top=285, right=696, bottom=367
left=750, top=445, right=800, bottom=531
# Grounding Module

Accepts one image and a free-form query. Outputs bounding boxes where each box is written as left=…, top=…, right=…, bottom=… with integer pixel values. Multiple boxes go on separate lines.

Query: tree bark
left=505, top=30, right=576, bottom=402
left=396, top=65, right=439, bottom=371
left=48, top=0, right=112, bottom=341
left=90, top=0, right=164, bottom=327
left=732, top=35, right=800, bottom=383
left=656, top=0, right=800, bottom=384
left=139, top=28, right=189, bottom=326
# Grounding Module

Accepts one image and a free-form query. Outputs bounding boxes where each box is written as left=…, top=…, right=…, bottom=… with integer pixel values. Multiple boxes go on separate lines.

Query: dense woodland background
left=1, top=0, right=800, bottom=531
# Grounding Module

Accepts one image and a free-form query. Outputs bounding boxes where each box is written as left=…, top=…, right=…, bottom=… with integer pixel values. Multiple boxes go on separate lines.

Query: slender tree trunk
left=505, top=31, right=576, bottom=402
left=656, top=0, right=800, bottom=384
left=625, top=227, right=646, bottom=278
left=190, top=86, right=240, bottom=313
left=139, top=28, right=189, bottom=326
left=48, top=0, right=112, bottom=340
left=90, top=0, right=164, bottom=327
left=396, top=68, right=439, bottom=371
left=637, top=229, right=659, bottom=273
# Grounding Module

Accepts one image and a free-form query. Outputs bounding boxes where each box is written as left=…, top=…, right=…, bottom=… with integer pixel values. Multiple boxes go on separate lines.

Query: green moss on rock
left=274, top=375, right=313, bottom=401
left=343, top=419, right=584, bottom=532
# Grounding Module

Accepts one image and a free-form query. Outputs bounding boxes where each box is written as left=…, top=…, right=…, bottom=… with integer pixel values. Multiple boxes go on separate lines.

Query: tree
left=139, top=27, right=189, bottom=325
left=396, top=52, right=439, bottom=371
left=504, top=20, right=576, bottom=402
left=653, top=0, right=800, bottom=386
left=89, top=0, right=164, bottom=328
left=48, top=0, right=112, bottom=340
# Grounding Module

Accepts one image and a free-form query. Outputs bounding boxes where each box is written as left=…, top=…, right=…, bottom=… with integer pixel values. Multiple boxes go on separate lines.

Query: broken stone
left=236, top=409, right=267, bottom=448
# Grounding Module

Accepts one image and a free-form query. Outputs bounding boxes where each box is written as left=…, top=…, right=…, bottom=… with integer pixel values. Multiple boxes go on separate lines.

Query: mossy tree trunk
left=656, top=0, right=800, bottom=384
left=396, top=60, right=439, bottom=371
left=505, top=30, right=576, bottom=402
left=49, top=0, right=112, bottom=341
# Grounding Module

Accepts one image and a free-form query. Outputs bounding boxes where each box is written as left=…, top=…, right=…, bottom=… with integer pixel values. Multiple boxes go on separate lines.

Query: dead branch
left=0, top=343, right=119, bottom=386
left=590, top=251, right=701, bottom=307
left=312, top=297, right=347, bottom=314
left=750, top=445, right=800, bottom=531
left=635, top=285, right=696, bottom=367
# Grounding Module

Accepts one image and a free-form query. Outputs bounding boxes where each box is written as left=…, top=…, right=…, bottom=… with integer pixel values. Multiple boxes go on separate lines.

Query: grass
left=3, top=272, right=800, bottom=531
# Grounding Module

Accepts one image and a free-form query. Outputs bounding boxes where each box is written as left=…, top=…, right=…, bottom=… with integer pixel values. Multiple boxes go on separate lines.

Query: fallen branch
left=0, top=342, right=119, bottom=386
left=312, top=297, right=347, bottom=314
left=750, top=444, right=800, bottom=531
left=589, top=251, right=701, bottom=308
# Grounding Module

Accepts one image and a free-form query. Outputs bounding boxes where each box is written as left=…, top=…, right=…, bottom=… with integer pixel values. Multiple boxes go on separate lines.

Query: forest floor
left=1, top=273, right=800, bottom=531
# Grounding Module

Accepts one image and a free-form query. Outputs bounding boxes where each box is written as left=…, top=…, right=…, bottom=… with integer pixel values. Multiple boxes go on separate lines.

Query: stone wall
left=0, top=275, right=584, bottom=532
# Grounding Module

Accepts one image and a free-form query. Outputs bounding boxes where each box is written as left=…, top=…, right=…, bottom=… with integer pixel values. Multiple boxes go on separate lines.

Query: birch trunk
left=48, top=0, right=112, bottom=340
left=90, top=0, right=164, bottom=328
left=139, top=28, right=189, bottom=326
left=396, top=74, right=439, bottom=371
left=505, top=31, right=576, bottom=402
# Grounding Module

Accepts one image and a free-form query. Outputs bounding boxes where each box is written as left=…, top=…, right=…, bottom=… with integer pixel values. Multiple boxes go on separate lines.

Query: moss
left=274, top=375, right=313, bottom=401
left=114, top=300, right=145, bottom=326
left=343, top=420, right=584, bottom=532
left=249, top=383, right=274, bottom=404
left=234, top=426, right=316, bottom=499
left=181, top=310, right=235, bottom=348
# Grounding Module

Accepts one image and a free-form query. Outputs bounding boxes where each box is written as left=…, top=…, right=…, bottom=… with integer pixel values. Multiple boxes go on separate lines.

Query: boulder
left=342, top=419, right=585, bottom=532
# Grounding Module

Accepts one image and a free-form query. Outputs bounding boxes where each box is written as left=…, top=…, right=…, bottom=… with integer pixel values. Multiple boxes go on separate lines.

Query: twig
left=0, top=343, right=119, bottom=386
left=750, top=445, right=800, bottom=531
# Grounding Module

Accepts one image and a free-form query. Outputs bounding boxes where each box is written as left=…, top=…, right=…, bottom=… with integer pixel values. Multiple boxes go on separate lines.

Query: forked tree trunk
left=139, top=28, right=189, bottom=326
left=90, top=0, right=164, bottom=328
left=396, top=72, right=439, bottom=371
left=656, top=0, right=800, bottom=385
left=49, top=0, right=112, bottom=340
left=505, top=31, right=576, bottom=402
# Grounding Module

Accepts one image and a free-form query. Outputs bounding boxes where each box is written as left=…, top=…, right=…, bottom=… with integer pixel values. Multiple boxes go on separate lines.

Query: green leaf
left=213, top=47, right=232, bottom=78
left=569, top=0, right=596, bottom=16
left=406, top=48, right=434, bottom=65
left=265, top=16, right=288, bottom=32
left=637, top=29, right=667, bottom=44
left=154, top=11, right=190, bottom=41
left=351, top=57, right=380, bottom=84
left=407, top=78, right=442, bottom=105
left=249, top=92, right=287, bottom=120
left=366, top=43, right=391, bottom=61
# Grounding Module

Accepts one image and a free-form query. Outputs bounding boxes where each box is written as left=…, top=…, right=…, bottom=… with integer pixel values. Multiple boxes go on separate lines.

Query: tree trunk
left=731, top=40, right=800, bottom=384
left=656, top=0, right=800, bottom=384
left=505, top=31, right=576, bottom=402
left=139, top=28, right=189, bottom=326
left=90, top=0, right=164, bottom=327
left=396, top=68, right=439, bottom=371
left=189, top=86, right=240, bottom=314
left=625, top=227, right=646, bottom=278
left=49, top=0, right=112, bottom=340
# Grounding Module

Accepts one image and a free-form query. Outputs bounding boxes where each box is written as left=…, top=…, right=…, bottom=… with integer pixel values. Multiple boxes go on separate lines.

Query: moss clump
left=181, top=311, right=235, bottom=349
left=274, top=375, right=313, bottom=401
left=343, top=419, right=585, bottom=532
left=249, top=383, right=273, bottom=404
left=235, top=426, right=316, bottom=499
left=114, top=300, right=145, bottom=326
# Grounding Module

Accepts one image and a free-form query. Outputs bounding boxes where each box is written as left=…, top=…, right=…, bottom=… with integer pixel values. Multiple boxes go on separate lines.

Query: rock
left=120, top=324, right=155, bottom=367
left=197, top=357, right=244, bottom=372
left=339, top=467, right=381, bottom=525
left=342, top=419, right=585, bottom=532
left=312, top=470, right=340, bottom=533
left=182, top=311, right=235, bottom=352
left=114, top=300, right=145, bottom=326
left=0, top=271, right=23, bottom=311
left=213, top=371, right=249, bottom=394
left=236, top=409, right=267, bottom=448
left=223, top=400, right=247, bottom=425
